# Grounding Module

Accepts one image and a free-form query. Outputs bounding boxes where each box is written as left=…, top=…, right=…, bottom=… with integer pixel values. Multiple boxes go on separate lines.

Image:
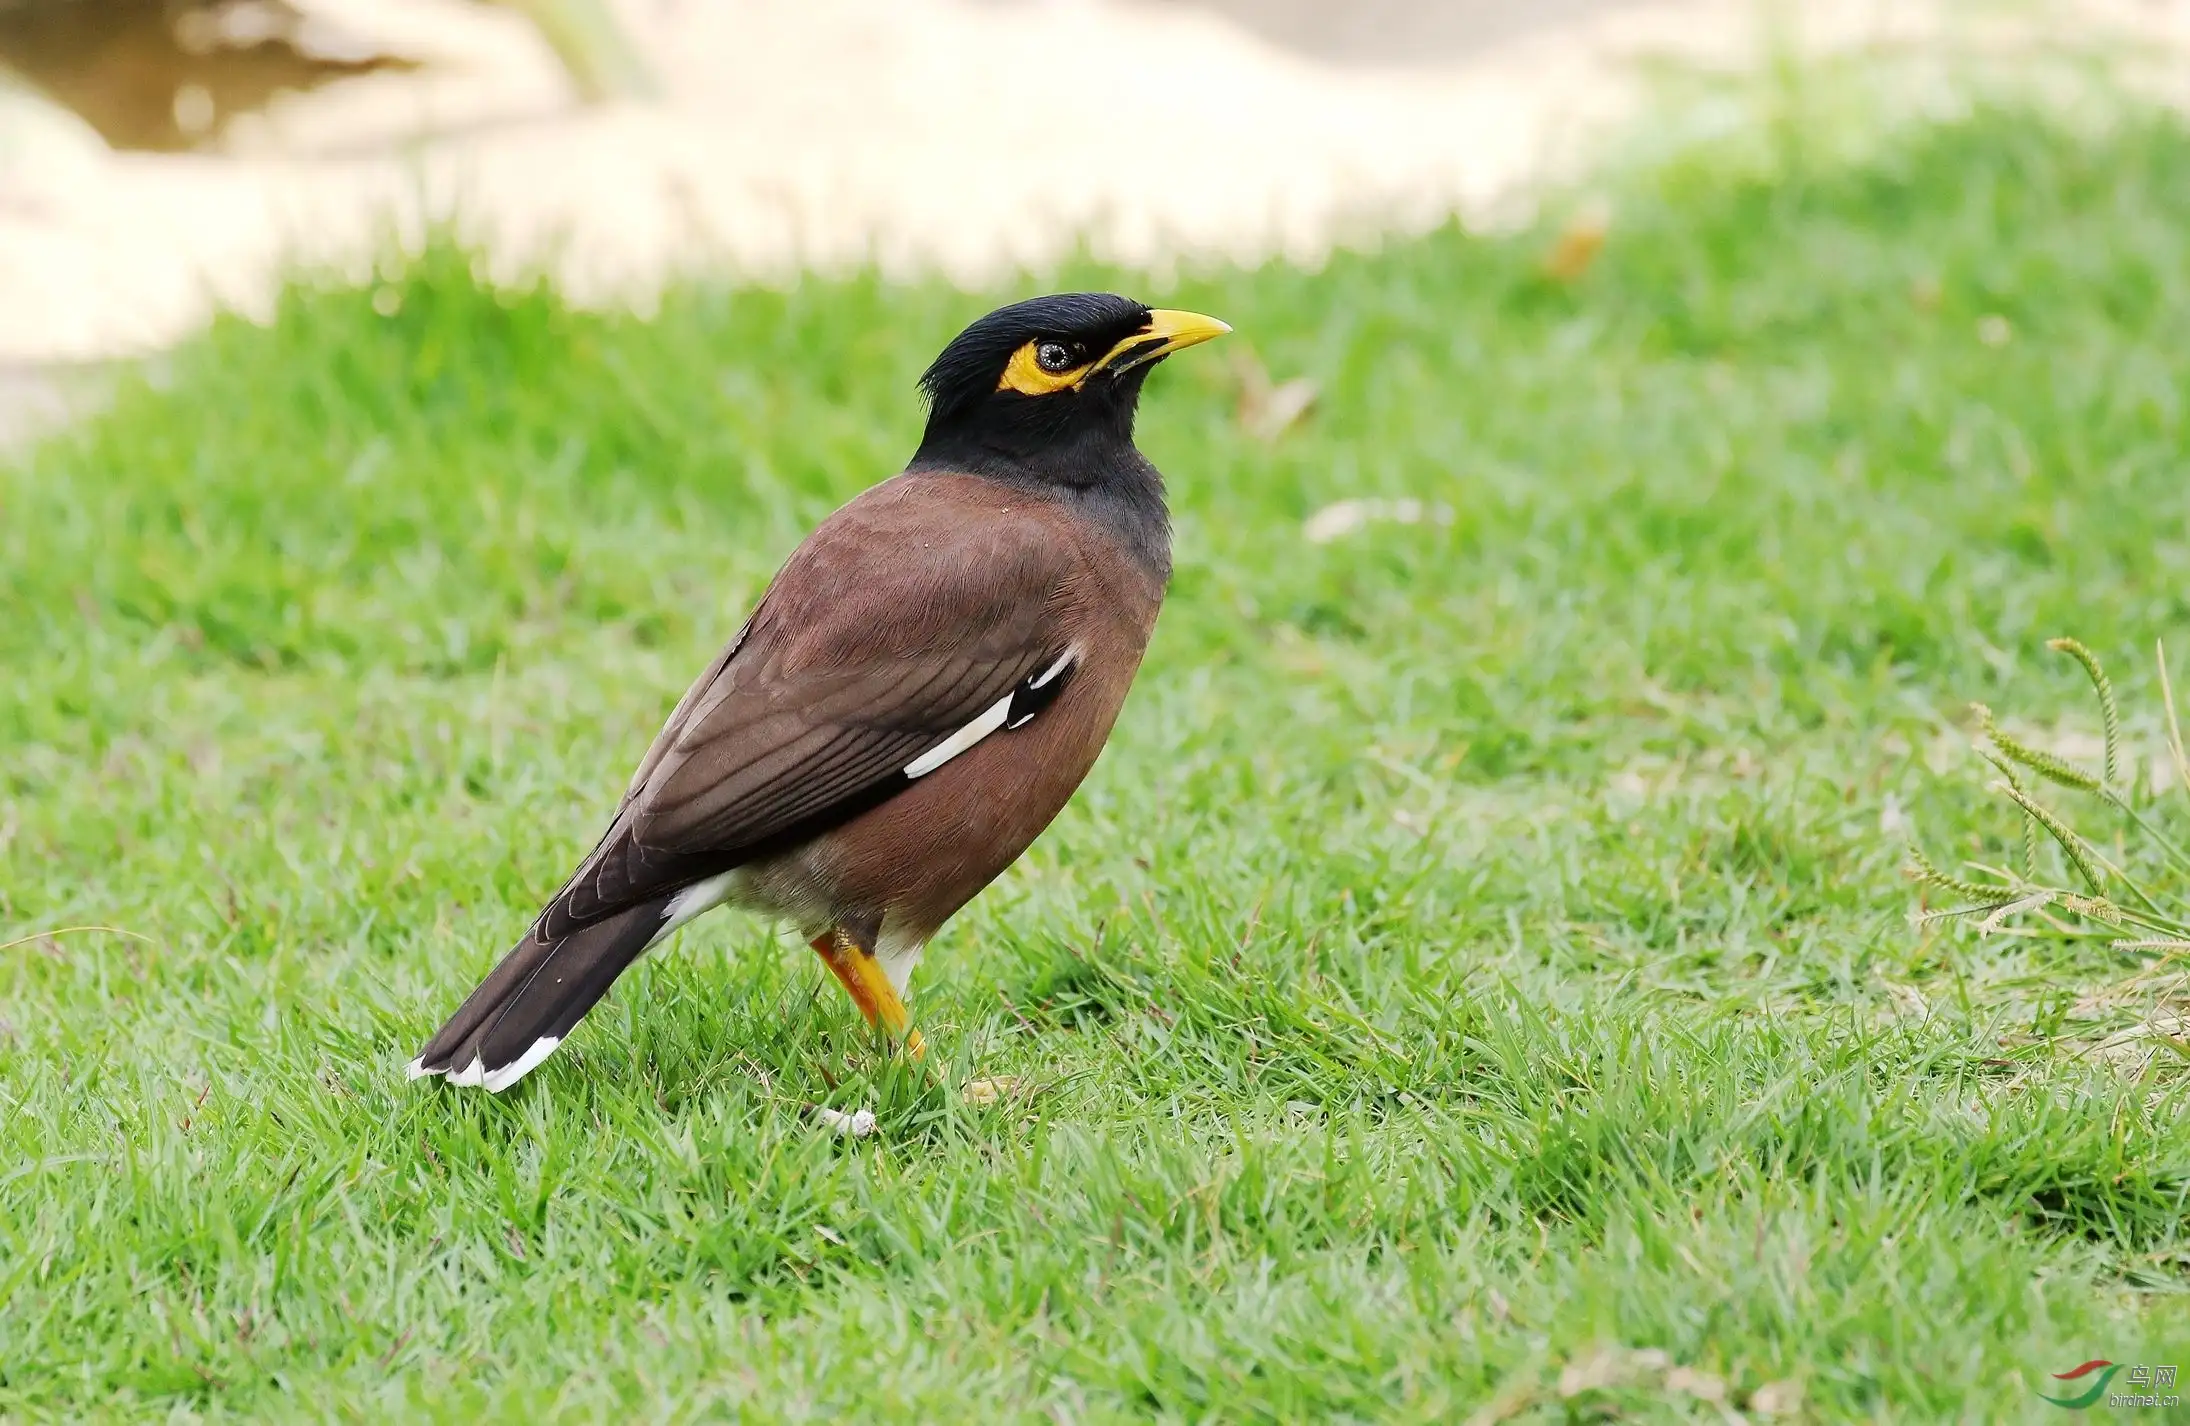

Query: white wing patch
left=1010, top=649, right=1077, bottom=728
left=1029, top=649, right=1074, bottom=689
left=905, top=692, right=1014, bottom=778
left=905, top=648, right=1079, bottom=777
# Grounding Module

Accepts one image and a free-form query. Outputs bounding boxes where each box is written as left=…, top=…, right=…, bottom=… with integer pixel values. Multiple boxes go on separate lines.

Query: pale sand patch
left=1, top=0, right=2188, bottom=363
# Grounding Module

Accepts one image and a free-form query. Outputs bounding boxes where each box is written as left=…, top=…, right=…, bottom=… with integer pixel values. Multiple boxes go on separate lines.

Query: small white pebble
left=815, top=1106, right=877, bottom=1137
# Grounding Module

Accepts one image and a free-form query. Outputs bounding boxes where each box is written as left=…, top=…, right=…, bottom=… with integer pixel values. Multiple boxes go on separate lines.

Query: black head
left=911, top=293, right=1229, bottom=479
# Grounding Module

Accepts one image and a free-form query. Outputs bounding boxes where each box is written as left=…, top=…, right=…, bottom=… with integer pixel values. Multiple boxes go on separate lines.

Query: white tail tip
left=482, top=1037, right=561, bottom=1093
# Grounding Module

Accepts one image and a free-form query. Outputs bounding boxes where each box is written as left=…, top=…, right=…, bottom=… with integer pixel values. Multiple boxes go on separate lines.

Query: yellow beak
left=1099, top=308, right=1232, bottom=375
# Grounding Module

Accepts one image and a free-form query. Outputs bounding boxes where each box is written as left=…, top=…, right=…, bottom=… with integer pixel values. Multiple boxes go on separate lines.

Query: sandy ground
left=1153, top=0, right=1659, bottom=65
left=1, top=0, right=2188, bottom=375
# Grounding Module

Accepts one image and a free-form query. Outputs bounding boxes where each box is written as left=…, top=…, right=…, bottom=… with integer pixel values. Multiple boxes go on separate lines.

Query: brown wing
left=549, top=476, right=1085, bottom=931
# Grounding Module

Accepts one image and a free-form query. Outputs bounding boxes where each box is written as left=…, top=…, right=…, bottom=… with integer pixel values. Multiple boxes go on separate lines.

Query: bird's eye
left=1035, top=341, right=1075, bottom=373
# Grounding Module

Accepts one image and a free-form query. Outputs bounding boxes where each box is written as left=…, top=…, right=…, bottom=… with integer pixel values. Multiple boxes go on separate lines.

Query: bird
left=409, top=293, right=1229, bottom=1091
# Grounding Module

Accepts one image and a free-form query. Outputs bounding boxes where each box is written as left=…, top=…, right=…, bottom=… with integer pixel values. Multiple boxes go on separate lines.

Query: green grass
left=6, top=103, right=2190, bottom=1422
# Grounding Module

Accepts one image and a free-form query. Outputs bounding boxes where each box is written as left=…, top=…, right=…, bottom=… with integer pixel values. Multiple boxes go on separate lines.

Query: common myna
left=410, top=294, right=1229, bottom=1090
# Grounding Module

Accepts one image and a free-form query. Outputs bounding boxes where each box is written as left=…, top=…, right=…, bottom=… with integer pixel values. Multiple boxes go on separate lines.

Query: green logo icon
left=2043, top=1361, right=2123, bottom=1410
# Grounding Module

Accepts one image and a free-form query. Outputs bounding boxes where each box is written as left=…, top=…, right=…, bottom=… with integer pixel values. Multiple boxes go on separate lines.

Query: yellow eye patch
left=997, top=341, right=1091, bottom=397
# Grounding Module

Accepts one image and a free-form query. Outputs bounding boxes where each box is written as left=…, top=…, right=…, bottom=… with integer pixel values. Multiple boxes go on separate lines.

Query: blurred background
left=11, top=0, right=2166, bottom=390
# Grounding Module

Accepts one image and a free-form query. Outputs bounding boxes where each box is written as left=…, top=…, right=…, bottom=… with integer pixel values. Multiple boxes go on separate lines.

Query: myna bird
left=410, top=294, right=1229, bottom=1090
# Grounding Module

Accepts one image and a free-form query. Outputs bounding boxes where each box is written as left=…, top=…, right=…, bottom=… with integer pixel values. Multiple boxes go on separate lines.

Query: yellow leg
left=810, top=929, right=926, bottom=1059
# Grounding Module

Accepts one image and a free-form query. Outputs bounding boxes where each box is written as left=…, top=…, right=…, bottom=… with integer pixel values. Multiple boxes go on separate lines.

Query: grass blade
left=2048, top=638, right=2121, bottom=789
left=1994, top=782, right=2107, bottom=894
left=1973, top=703, right=2100, bottom=794
left=2161, top=639, right=2190, bottom=801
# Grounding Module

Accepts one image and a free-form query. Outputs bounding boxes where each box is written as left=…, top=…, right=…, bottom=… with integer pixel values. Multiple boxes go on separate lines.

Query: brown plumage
left=410, top=294, right=1227, bottom=1090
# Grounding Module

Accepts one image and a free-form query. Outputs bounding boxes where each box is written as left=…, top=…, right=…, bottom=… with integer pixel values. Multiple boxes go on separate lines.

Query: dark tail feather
left=411, top=926, right=556, bottom=1074
left=410, top=894, right=672, bottom=1092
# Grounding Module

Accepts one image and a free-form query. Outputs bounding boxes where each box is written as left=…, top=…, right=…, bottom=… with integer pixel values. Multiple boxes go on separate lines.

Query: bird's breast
left=798, top=601, right=1156, bottom=937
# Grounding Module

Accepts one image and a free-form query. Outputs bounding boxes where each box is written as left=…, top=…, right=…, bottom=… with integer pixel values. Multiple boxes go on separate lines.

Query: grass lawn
left=5, top=101, right=2190, bottom=1421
